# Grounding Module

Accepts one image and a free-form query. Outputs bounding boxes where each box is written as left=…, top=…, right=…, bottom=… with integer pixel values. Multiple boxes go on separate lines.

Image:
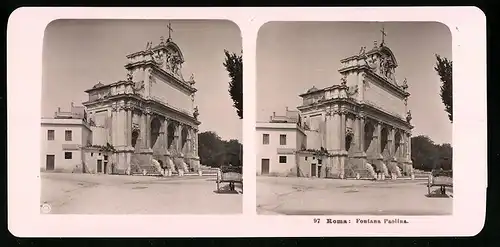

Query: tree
left=223, top=139, right=243, bottom=167
left=223, top=50, right=243, bottom=119
left=197, top=131, right=226, bottom=167
left=411, top=135, right=453, bottom=171
left=436, top=143, right=453, bottom=170
left=434, top=54, right=453, bottom=123
left=197, top=131, right=243, bottom=168
left=411, top=135, right=438, bottom=171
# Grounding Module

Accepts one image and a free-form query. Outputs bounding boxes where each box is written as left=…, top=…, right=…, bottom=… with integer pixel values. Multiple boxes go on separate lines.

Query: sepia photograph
left=40, top=19, right=243, bottom=214
left=8, top=7, right=486, bottom=237
left=256, top=22, right=453, bottom=215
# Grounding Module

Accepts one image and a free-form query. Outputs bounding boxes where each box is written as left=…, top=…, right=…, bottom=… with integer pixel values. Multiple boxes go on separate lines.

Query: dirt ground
left=257, top=176, right=453, bottom=215
left=40, top=173, right=242, bottom=214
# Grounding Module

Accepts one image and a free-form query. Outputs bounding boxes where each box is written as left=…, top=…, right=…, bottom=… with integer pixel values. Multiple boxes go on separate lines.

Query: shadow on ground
left=213, top=184, right=242, bottom=194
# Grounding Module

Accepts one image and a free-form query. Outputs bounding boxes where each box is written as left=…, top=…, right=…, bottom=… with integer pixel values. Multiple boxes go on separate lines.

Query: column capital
left=144, top=107, right=152, bottom=115
left=111, top=104, right=118, bottom=112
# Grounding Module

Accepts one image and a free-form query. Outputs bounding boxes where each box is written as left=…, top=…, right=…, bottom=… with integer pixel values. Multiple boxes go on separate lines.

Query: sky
left=256, top=22, right=452, bottom=145
left=42, top=19, right=242, bottom=141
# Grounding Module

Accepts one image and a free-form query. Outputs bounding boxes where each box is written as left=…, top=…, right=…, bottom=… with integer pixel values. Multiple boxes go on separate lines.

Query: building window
left=91, top=152, right=94, bottom=157
left=104, top=155, right=108, bottom=161
left=65, top=152, right=72, bottom=160
left=47, top=130, right=55, bottom=140
left=318, top=159, right=322, bottom=164
left=263, top=134, right=270, bottom=145
left=280, top=134, right=287, bottom=145
left=305, top=156, right=308, bottom=161
left=279, top=156, right=287, bottom=163
left=65, top=130, right=72, bottom=141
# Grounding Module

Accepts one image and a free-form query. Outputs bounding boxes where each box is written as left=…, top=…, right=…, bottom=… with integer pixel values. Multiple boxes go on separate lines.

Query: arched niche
left=181, top=126, right=189, bottom=150
left=380, top=127, right=389, bottom=153
left=345, top=133, right=354, bottom=152
left=394, top=131, right=402, bottom=156
left=167, top=122, right=176, bottom=149
left=131, top=129, right=140, bottom=148
left=150, top=117, right=162, bottom=148
left=364, top=122, right=375, bottom=152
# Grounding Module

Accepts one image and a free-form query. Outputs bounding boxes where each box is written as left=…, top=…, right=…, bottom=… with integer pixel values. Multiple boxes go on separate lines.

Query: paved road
left=41, top=173, right=242, bottom=214
left=257, top=177, right=452, bottom=215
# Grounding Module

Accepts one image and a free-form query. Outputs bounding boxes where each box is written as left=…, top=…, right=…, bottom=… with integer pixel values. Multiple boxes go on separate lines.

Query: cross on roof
left=167, top=22, right=174, bottom=40
left=380, top=25, right=387, bottom=45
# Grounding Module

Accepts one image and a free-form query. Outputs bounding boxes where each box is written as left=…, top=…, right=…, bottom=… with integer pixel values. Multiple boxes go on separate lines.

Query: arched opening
left=158, top=159, right=164, bottom=169
left=380, top=127, right=388, bottom=153
left=394, top=132, right=401, bottom=156
left=150, top=117, right=161, bottom=148
left=345, top=134, right=353, bottom=152
left=181, top=127, right=188, bottom=150
left=364, top=122, right=374, bottom=152
left=131, top=130, right=140, bottom=148
left=167, top=123, right=175, bottom=149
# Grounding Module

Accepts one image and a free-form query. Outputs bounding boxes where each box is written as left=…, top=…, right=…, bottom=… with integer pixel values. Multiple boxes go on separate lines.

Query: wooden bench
left=427, top=170, right=453, bottom=196
left=216, top=166, right=243, bottom=193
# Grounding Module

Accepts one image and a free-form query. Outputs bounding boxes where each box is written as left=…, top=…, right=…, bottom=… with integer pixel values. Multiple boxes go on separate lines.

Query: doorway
left=261, top=159, right=270, bottom=175
left=311, top=164, right=317, bottom=177
left=46, top=155, right=55, bottom=171
left=97, top=160, right=103, bottom=173
left=318, top=165, right=322, bottom=178
left=103, top=161, right=108, bottom=174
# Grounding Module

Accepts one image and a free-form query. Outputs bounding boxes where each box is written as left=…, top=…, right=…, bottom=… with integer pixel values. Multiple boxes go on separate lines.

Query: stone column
left=339, top=112, right=346, bottom=151
left=163, top=118, right=169, bottom=151
left=359, top=116, right=365, bottom=152
left=339, top=111, right=346, bottom=179
left=375, top=122, right=382, bottom=155
left=111, top=105, right=118, bottom=146
left=353, top=116, right=359, bottom=148
left=107, top=109, right=113, bottom=144
left=145, top=112, right=151, bottom=149
left=324, top=113, right=335, bottom=151
left=178, top=124, right=184, bottom=153
left=126, top=107, right=132, bottom=147
left=119, top=105, right=127, bottom=147
left=407, top=133, right=412, bottom=160
left=388, top=127, right=395, bottom=156
left=193, top=128, right=199, bottom=154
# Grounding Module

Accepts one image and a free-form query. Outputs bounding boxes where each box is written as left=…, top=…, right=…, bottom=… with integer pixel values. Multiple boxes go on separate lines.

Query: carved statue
left=359, top=46, right=366, bottom=55
left=132, top=123, right=140, bottom=132
left=126, top=70, right=133, bottom=81
left=401, top=78, right=408, bottom=90
left=171, top=54, right=182, bottom=75
left=193, top=106, right=199, bottom=120
left=373, top=40, right=378, bottom=48
left=366, top=56, right=377, bottom=71
left=146, top=41, right=153, bottom=51
left=406, top=110, right=412, bottom=123
left=340, top=75, right=347, bottom=86
left=347, top=85, right=359, bottom=98
left=133, top=80, right=145, bottom=94
left=154, top=51, right=164, bottom=66
left=160, top=36, right=165, bottom=45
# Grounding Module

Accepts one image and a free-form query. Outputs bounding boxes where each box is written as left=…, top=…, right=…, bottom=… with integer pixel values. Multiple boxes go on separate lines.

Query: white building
left=40, top=112, right=92, bottom=172
left=256, top=109, right=307, bottom=176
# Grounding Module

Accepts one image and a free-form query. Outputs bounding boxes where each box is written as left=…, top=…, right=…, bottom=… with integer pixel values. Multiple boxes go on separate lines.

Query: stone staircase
left=130, top=153, right=161, bottom=176
left=344, top=157, right=376, bottom=179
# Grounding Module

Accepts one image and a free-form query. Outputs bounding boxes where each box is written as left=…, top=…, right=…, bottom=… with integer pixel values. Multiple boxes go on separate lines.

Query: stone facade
left=297, top=41, right=414, bottom=179
left=82, top=35, right=201, bottom=175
